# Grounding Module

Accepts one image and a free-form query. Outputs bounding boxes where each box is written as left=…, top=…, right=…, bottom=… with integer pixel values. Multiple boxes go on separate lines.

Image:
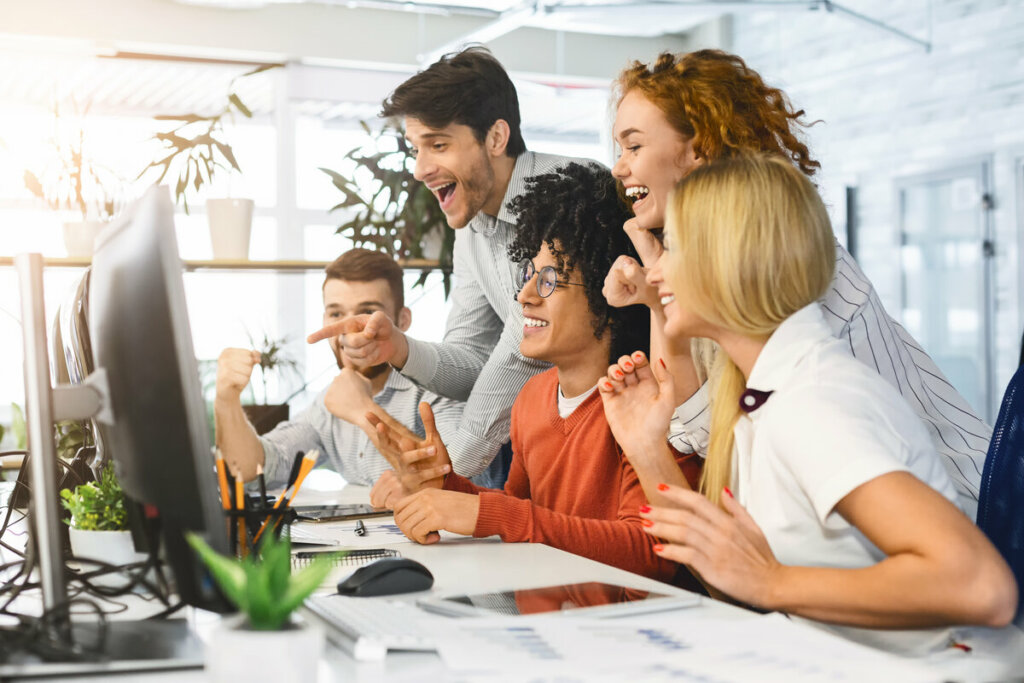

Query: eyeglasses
left=516, top=258, right=586, bottom=298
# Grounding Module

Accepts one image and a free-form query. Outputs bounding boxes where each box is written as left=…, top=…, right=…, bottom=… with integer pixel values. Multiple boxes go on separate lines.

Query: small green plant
left=246, top=330, right=299, bottom=405
left=187, top=532, right=336, bottom=630
left=60, top=461, right=127, bottom=531
left=10, top=403, right=26, bottom=450
left=320, top=122, right=454, bottom=295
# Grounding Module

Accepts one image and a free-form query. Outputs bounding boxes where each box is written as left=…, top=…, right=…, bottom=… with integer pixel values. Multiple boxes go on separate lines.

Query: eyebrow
left=615, top=127, right=642, bottom=140
left=408, top=132, right=452, bottom=144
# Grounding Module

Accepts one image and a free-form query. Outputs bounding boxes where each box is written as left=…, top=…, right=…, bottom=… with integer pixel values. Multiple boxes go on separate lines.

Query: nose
left=611, top=152, right=627, bottom=180
left=516, top=273, right=540, bottom=306
left=413, top=152, right=434, bottom=182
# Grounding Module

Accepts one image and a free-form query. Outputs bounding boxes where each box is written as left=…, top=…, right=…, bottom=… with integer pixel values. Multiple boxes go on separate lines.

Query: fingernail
left=633, top=352, right=644, bottom=362
left=613, top=370, right=624, bottom=379
left=659, top=358, right=667, bottom=369
left=641, top=519, right=654, bottom=527
left=639, top=504, right=651, bottom=513
left=622, top=361, right=634, bottom=371
left=657, top=483, right=669, bottom=492
left=602, top=381, right=613, bottom=391
left=427, top=446, right=436, bottom=455
left=653, top=544, right=664, bottom=552
left=442, top=465, right=451, bottom=473
left=724, top=486, right=734, bottom=498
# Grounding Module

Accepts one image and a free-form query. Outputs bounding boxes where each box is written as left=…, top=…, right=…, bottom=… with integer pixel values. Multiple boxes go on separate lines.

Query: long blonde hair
left=665, top=155, right=835, bottom=504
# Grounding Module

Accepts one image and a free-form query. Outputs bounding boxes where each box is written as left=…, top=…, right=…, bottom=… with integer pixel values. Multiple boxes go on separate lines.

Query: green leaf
left=186, top=533, right=249, bottom=610
left=10, top=403, right=26, bottom=450
left=278, top=552, right=340, bottom=617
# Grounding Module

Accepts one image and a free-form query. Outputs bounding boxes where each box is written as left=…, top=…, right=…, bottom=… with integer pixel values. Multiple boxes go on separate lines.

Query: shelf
left=0, top=257, right=445, bottom=272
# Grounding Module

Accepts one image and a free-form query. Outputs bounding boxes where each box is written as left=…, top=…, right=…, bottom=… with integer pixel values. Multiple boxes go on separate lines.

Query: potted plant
left=138, top=64, right=277, bottom=260
left=241, top=330, right=299, bottom=435
left=23, top=101, right=126, bottom=258
left=60, top=461, right=143, bottom=586
left=187, top=532, right=335, bottom=682
left=320, top=122, right=455, bottom=295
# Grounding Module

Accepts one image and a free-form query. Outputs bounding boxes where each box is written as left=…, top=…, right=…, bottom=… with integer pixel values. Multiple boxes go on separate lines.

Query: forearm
left=401, top=337, right=487, bottom=402
left=622, top=440, right=694, bottom=504
left=475, top=493, right=676, bottom=582
left=214, top=398, right=265, bottom=481
left=762, top=553, right=1012, bottom=629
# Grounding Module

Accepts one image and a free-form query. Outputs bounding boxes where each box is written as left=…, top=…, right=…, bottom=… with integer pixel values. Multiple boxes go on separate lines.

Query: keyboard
left=304, top=594, right=437, bottom=661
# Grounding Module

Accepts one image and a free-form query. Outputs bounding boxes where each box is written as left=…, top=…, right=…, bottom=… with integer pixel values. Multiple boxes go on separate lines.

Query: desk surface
left=6, top=483, right=1023, bottom=682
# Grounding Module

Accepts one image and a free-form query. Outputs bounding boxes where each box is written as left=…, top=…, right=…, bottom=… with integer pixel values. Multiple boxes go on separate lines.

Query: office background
left=0, top=0, right=1022, bottom=442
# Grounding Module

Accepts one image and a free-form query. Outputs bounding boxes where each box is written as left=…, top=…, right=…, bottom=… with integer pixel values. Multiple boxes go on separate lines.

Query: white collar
left=745, top=303, right=834, bottom=396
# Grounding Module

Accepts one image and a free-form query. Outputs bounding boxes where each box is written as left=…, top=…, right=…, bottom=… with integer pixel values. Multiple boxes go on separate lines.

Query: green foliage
left=320, top=122, right=455, bottom=296
left=60, top=461, right=127, bottom=531
left=245, top=330, right=299, bottom=405
left=55, top=419, right=93, bottom=461
left=10, top=403, right=26, bottom=451
left=138, top=64, right=278, bottom=214
left=23, top=101, right=124, bottom=221
left=187, top=532, right=338, bottom=630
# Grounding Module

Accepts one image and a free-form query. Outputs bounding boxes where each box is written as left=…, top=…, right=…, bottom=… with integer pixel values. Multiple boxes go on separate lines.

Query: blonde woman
left=599, top=155, right=1016, bottom=652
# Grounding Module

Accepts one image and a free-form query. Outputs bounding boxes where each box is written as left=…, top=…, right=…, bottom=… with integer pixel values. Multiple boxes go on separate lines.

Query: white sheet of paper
left=289, top=519, right=465, bottom=547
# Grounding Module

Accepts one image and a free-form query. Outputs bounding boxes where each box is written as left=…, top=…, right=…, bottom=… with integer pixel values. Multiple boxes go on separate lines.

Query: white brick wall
left=719, top=0, right=1024, bottom=415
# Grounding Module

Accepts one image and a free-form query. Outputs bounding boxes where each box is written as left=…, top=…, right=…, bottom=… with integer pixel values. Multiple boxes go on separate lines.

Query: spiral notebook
left=291, top=547, right=400, bottom=569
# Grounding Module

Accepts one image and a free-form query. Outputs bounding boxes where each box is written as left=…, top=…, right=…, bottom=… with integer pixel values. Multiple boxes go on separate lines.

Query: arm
left=213, top=348, right=265, bottom=481
left=645, top=477, right=1017, bottom=628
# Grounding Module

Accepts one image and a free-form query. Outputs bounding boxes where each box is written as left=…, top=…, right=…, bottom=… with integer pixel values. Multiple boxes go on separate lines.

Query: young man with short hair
left=215, top=248, right=462, bottom=487
left=308, top=47, right=594, bottom=485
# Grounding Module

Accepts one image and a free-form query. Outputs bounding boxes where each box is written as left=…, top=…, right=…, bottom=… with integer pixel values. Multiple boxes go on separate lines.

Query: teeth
left=524, top=317, right=549, bottom=328
left=435, top=182, right=455, bottom=195
left=660, top=294, right=675, bottom=306
left=625, top=186, right=650, bottom=200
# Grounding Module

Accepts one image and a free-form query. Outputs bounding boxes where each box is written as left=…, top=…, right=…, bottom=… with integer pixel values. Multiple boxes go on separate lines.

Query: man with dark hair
left=309, top=47, right=594, bottom=486
left=215, top=248, right=462, bottom=487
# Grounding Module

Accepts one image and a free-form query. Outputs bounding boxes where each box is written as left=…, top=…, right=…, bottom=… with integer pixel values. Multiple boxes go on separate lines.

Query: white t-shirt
left=732, top=303, right=962, bottom=654
left=557, top=384, right=597, bottom=419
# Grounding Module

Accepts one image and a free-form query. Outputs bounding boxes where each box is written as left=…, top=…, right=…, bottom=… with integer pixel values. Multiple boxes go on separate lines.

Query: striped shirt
left=401, top=151, right=594, bottom=476
left=668, top=240, right=991, bottom=520
left=258, top=369, right=463, bottom=487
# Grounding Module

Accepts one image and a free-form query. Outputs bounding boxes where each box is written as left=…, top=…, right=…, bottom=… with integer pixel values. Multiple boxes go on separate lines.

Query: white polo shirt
left=732, top=303, right=962, bottom=653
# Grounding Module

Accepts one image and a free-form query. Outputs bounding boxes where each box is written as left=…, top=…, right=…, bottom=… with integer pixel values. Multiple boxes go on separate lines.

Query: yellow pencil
left=252, top=450, right=319, bottom=545
left=234, top=468, right=246, bottom=557
left=214, top=450, right=231, bottom=511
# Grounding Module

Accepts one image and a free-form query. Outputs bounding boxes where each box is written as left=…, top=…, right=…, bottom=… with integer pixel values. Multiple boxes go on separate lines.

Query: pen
left=354, top=520, right=367, bottom=537
left=256, top=463, right=268, bottom=508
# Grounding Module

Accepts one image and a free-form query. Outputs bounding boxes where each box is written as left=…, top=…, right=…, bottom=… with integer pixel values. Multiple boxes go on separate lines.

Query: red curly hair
left=616, top=50, right=820, bottom=177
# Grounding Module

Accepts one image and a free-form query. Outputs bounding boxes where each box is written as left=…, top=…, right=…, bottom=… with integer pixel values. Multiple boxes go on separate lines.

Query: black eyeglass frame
left=516, top=258, right=586, bottom=299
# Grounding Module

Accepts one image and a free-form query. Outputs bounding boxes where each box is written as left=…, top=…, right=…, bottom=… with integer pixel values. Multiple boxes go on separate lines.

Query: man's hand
left=392, top=488, right=480, bottom=544
left=323, top=367, right=375, bottom=424
left=367, top=402, right=452, bottom=493
left=603, top=254, right=657, bottom=308
left=306, top=311, right=409, bottom=370
left=369, top=470, right=407, bottom=510
left=215, top=348, right=260, bottom=403
left=623, top=216, right=664, bottom=267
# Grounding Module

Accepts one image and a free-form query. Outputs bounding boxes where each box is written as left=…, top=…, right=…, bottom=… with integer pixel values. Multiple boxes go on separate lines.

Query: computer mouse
left=336, top=557, right=434, bottom=597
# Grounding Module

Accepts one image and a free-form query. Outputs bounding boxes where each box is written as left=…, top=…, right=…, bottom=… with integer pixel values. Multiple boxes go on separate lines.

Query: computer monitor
left=87, top=185, right=229, bottom=609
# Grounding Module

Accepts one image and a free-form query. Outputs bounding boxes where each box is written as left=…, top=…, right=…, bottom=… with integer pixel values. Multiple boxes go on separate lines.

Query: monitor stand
left=0, top=619, right=204, bottom=678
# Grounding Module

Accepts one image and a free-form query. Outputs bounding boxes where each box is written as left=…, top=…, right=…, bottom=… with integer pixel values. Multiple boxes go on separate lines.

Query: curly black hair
left=507, top=162, right=650, bottom=363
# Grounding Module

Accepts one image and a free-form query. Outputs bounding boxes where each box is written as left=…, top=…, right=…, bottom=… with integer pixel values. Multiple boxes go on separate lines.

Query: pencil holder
left=224, top=506, right=296, bottom=558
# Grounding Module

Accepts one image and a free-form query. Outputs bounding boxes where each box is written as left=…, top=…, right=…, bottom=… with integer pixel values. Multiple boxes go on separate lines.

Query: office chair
left=976, top=365, right=1024, bottom=628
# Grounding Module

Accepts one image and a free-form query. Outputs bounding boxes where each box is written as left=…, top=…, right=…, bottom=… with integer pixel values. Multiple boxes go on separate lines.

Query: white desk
left=6, top=482, right=1024, bottom=682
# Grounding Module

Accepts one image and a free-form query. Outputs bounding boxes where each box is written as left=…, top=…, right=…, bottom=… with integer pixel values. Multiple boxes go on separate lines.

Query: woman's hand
left=603, top=255, right=658, bottom=308
left=642, top=484, right=782, bottom=609
left=623, top=217, right=664, bottom=267
left=599, top=351, right=676, bottom=457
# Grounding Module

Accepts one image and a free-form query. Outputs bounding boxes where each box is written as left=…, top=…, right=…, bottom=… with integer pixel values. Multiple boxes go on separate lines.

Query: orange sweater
left=443, top=368, right=677, bottom=583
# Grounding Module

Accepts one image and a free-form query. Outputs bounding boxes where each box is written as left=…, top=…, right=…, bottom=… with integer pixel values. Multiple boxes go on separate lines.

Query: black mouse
left=336, top=557, right=434, bottom=597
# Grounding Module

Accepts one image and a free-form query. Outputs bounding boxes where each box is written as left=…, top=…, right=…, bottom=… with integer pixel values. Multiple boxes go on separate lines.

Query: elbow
left=961, top=558, right=1019, bottom=628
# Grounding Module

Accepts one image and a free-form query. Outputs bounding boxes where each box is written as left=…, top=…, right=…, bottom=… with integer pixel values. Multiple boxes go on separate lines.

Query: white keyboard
left=304, top=594, right=437, bottom=661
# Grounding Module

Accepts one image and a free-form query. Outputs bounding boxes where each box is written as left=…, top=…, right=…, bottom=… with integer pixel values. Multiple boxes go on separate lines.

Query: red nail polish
left=657, top=483, right=669, bottom=492
left=724, top=486, right=734, bottom=498
left=641, top=519, right=654, bottom=527
left=623, top=362, right=634, bottom=371
left=658, top=358, right=667, bottom=369
left=633, top=352, right=644, bottom=362
left=602, top=381, right=613, bottom=391
left=653, top=544, right=664, bottom=552
left=639, top=504, right=651, bottom=513
left=614, top=370, right=624, bottom=379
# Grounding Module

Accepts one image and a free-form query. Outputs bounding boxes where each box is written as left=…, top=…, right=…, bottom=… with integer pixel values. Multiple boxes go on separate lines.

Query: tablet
left=292, top=503, right=392, bottom=522
left=417, top=581, right=699, bottom=618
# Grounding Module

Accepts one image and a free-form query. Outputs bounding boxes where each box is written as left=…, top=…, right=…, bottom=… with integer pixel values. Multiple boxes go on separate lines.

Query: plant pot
left=205, top=615, right=322, bottom=683
left=62, top=221, right=107, bottom=258
left=68, top=527, right=148, bottom=588
left=206, top=198, right=254, bottom=260
left=242, top=404, right=289, bottom=436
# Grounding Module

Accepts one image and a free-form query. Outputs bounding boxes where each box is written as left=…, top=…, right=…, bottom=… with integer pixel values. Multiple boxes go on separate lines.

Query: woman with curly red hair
left=600, top=50, right=989, bottom=523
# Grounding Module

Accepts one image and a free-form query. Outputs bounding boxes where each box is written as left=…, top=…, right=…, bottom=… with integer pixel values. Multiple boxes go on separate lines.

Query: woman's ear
left=396, top=306, right=412, bottom=332
left=486, top=119, right=511, bottom=158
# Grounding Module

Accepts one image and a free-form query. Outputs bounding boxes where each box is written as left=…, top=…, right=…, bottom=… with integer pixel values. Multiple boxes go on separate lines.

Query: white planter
left=206, top=198, right=254, bottom=260
left=62, top=221, right=107, bottom=258
left=68, top=527, right=148, bottom=588
left=205, top=615, right=322, bottom=683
